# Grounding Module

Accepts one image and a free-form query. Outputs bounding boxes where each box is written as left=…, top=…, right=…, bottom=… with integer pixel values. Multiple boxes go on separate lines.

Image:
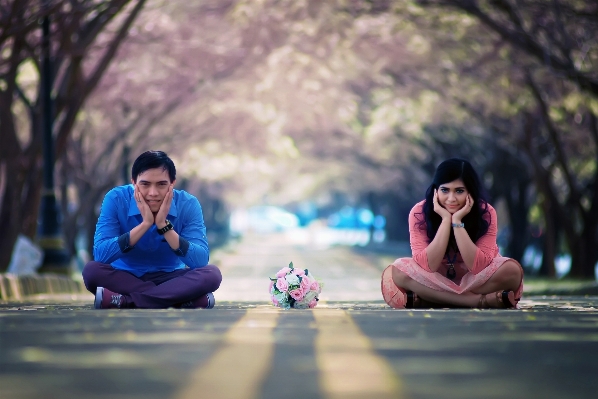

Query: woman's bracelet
left=452, top=222, right=464, bottom=228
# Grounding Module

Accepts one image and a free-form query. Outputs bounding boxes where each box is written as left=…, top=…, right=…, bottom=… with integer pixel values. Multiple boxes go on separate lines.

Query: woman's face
left=437, top=178, right=469, bottom=214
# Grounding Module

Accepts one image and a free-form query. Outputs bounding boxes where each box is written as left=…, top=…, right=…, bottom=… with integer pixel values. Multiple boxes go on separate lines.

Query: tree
left=415, top=0, right=598, bottom=276
left=58, top=0, right=260, bottom=257
left=0, top=0, right=146, bottom=271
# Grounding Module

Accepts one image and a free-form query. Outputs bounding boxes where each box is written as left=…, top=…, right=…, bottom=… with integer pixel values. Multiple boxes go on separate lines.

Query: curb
left=0, top=273, right=87, bottom=301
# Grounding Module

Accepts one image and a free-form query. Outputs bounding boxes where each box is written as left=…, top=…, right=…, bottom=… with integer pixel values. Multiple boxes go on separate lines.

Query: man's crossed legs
left=82, top=261, right=222, bottom=309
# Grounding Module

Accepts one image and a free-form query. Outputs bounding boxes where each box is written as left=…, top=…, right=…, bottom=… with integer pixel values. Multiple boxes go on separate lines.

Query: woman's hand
left=452, top=194, right=474, bottom=223
left=432, top=189, right=452, bottom=220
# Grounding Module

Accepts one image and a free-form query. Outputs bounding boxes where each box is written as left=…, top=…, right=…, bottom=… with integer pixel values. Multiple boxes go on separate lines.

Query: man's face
left=132, top=168, right=174, bottom=213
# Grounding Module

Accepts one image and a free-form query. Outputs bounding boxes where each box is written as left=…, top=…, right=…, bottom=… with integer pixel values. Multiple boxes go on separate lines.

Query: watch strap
left=157, top=220, right=173, bottom=235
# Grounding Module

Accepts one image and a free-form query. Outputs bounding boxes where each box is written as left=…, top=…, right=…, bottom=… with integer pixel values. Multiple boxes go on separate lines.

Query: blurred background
left=1, top=0, right=597, bottom=281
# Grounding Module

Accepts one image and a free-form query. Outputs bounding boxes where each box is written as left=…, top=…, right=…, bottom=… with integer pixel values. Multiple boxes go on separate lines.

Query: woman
left=381, top=158, right=523, bottom=309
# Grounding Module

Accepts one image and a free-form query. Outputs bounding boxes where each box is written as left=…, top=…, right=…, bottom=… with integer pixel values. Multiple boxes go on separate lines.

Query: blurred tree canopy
left=1, top=0, right=597, bottom=277
left=0, top=0, right=146, bottom=271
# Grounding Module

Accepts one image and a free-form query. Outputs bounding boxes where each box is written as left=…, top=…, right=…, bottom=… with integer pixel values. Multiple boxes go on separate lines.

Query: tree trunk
left=0, top=181, right=23, bottom=271
left=85, top=205, right=99, bottom=258
left=538, top=198, right=557, bottom=278
left=504, top=182, right=529, bottom=262
left=569, top=220, right=598, bottom=278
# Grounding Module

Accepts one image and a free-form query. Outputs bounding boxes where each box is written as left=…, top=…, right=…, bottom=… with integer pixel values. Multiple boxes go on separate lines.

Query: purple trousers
left=82, top=261, right=222, bottom=309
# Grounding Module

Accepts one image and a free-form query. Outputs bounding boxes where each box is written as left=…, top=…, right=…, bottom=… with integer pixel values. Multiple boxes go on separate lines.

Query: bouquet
left=269, top=262, right=322, bottom=309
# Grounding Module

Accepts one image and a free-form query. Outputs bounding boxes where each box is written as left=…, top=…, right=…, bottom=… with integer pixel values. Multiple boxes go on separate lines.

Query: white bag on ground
left=7, top=235, right=43, bottom=275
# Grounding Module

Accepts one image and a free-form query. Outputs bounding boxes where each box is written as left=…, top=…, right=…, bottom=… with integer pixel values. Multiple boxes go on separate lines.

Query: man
left=82, top=150, right=222, bottom=309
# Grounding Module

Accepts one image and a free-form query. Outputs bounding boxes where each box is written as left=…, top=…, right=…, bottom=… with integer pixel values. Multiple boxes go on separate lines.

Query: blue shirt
left=93, top=184, right=209, bottom=276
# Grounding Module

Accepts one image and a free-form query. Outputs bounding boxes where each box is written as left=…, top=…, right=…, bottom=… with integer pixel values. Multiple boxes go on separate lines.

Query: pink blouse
left=408, top=200, right=500, bottom=274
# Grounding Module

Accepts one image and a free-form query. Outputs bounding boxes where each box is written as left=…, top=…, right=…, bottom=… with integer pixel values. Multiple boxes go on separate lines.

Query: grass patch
left=523, top=277, right=598, bottom=295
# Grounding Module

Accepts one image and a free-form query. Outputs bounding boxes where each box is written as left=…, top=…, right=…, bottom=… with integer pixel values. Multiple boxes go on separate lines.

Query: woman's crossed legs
left=390, top=260, right=522, bottom=308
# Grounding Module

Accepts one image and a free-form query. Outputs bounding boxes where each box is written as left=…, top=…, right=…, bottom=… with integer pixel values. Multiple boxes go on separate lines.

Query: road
left=1, top=231, right=597, bottom=399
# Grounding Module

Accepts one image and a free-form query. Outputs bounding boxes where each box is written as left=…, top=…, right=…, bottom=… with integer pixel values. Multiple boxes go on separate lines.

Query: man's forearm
left=162, top=228, right=180, bottom=251
left=129, top=221, right=152, bottom=246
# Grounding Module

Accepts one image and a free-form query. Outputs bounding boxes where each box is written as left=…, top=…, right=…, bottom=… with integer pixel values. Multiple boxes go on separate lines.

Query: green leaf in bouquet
left=289, top=261, right=294, bottom=269
left=304, top=269, right=309, bottom=275
left=269, top=277, right=278, bottom=281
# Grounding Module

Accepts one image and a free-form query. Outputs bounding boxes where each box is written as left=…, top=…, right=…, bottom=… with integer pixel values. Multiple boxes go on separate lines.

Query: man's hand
left=134, top=184, right=155, bottom=227
left=155, top=184, right=173, bottom=228
left=432, top=189, right=452, bottom=220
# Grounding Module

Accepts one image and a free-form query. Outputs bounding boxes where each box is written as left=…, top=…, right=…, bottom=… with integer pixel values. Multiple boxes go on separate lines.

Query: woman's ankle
left=477, top=290, right=516, bottom=309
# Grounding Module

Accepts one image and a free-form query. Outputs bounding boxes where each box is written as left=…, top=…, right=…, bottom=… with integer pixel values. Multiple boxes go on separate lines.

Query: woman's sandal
left=477, top=290, right=517, bottom=309
left=405, top=290, right=420, bottom=308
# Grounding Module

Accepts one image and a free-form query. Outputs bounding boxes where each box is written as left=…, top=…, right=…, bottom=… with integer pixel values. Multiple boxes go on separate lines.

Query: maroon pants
left=82, top=261, right=222, bottom=309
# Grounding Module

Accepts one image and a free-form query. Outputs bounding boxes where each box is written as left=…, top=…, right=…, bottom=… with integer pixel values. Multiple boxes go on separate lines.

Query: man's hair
left=131, top=150, right=176, bottom=183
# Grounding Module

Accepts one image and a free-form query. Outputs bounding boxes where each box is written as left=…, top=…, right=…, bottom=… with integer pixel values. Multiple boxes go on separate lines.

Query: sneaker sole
left=94, top=287, right=104, bottom=309
left=206, top=292, right=215, bottom=309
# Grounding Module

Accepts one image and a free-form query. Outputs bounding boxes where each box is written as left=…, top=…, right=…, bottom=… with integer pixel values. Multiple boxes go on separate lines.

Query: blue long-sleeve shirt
left=93, top=184, right=209, bottom=276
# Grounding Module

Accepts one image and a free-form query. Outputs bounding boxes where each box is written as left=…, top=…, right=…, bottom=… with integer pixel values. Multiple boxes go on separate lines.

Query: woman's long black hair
left=417, top=158, right=490, bottom=248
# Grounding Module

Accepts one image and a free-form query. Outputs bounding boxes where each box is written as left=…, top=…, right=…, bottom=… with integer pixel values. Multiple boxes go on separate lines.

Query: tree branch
left=525, top=71, right=582, bottom=211
left=74, top=0, right=130, bottom=54
left=83, top=0, right=146, bottom=98
left=14, top=82, right=33, bottom=110
left=54, top=0, right=146, bottom=159
left=587, top=111, right=598, bottom=221
left=419, top=0, right=598, bottom=97
left=522, top=111, right=574, bottom=236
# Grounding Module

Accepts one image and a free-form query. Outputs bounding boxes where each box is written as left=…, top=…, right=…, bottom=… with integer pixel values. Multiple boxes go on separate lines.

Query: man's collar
left=127, top=186, right=178, bottom=218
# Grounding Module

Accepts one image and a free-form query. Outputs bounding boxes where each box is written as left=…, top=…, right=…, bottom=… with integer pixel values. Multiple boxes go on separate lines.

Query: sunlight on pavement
left=314, top=309, right=405, bottom=399
left=176, top=306, right=404, bottom=399
left=176, top=307, right=280, bottom=399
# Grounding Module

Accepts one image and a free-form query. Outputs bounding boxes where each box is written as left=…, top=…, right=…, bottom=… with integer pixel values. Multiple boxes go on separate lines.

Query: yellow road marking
left=313, top=309, right=405, bottom=399
left=176, top=307, right=280, bottom=399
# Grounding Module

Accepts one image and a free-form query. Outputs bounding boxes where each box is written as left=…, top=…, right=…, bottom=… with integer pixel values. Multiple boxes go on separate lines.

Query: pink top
left=409, top=200, right=500, bottom=275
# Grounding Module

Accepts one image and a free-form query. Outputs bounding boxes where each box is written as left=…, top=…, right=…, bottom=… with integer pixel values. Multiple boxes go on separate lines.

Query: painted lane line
left=176, top=307, right=280, bottom=399
left=313, top=309, right=405, bottom=399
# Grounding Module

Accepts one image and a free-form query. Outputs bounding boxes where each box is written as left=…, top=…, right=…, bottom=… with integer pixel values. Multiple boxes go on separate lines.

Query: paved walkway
left=1, top=231, right=597, bottom=399
left=214, top=232, right=388, bottom=302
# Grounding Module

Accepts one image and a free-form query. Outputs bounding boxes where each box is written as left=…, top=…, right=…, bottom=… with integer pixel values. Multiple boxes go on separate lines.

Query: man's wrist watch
left=157, top=220, right=174, bottom=235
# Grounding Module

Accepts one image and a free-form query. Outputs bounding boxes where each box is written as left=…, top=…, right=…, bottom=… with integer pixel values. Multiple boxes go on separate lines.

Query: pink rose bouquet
left=269, top=262, right=322, bottom=309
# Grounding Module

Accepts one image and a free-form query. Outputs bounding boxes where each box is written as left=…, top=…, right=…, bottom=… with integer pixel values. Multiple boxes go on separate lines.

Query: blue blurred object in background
left=230, top=206, right=300, bottom=234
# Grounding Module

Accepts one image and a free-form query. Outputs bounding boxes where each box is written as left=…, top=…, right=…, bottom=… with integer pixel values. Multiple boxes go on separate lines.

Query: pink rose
left=310, top=280, right=320, bottom=292
left=300, top=276, right=311, bottom=291
left=271, top=295, right=279, bottom=306
left=276, top=277, right=289, bottom=292
left=308, top=299, right=318, bottom=308
left=269, top=281, right=274, bottom=292
left=293, top=269, right=305, bottom=276
left=276, top=267, right=292, bottom=278
left=289, top=289, right=304, bottom=301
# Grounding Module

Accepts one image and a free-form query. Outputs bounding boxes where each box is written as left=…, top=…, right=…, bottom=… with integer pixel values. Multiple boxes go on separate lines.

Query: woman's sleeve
left=471, top=205, right=500, bottom=274
left=409, top=203, right=433, bottom=272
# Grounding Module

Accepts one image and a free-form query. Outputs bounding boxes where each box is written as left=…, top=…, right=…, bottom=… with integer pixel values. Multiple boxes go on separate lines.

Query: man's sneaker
left=180, top=292, right=215, bottom=309
left=94, top=287, right=125, bottom=309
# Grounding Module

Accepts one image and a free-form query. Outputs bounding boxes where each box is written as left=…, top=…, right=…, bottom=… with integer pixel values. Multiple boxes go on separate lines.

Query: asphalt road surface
left=1, top=231, right=597, bottom=399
